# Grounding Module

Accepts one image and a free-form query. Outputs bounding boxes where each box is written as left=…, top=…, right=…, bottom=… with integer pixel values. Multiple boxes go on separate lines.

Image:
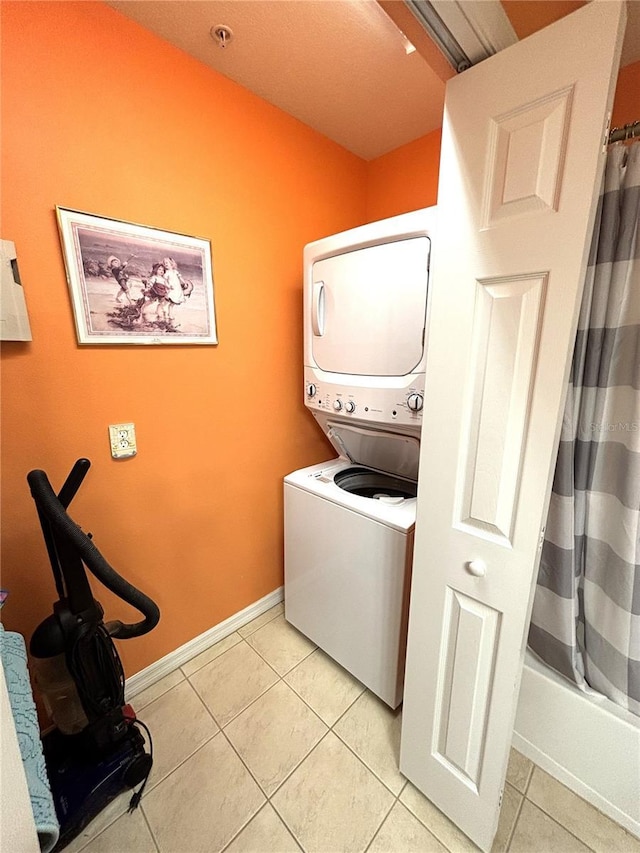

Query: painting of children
left=56, top=207, right=216, bottom=345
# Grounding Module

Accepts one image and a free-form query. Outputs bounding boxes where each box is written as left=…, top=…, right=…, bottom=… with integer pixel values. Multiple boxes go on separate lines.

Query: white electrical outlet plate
left=109, top=423, right=137, bottom=459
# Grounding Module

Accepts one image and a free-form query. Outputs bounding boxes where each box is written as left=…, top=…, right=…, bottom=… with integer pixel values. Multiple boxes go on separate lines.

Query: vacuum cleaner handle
left=27, top=468, right=160, bottom=639
left=57, top=457, right=91, bottom=510
left=34, top=457, right=92, bottom=602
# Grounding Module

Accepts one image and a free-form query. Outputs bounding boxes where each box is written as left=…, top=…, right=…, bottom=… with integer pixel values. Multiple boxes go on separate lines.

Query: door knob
left=466, top=559, right=487, bottom=577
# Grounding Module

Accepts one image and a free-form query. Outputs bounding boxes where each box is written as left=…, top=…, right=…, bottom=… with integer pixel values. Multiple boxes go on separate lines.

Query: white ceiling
left=108, top=0, right=640, bottom=162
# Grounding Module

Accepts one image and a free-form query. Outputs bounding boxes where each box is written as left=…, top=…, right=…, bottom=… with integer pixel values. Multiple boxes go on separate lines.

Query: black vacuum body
left=28, top=459, right=160, bottom=851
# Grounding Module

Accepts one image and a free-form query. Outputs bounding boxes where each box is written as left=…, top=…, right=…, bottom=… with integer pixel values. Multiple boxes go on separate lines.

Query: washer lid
left=326, top=421, right=420, bottom=481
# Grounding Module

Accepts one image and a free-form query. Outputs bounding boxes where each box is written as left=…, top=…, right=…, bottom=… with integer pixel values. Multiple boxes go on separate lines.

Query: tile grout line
left=281, top=646, right=367, bottom=724
left=220, top=801, right=304, bottom=853
left=189, top=636, right=292, bottom=728
left=522, top=763, right=534, bottom=797
left=263, top=676, right=409, bottom=851
left=236, top=603, right=285, bottom=638
left=133, top=672, right=186, bottom=715
left=187, top=661, right=233, bottom=729
left=178, top=634, right=243, bottom=681
left=180, top=637, right=326, bottom=785
left=245, top=631, right=318, bottom=679
left=329, top=723, right=405, bottom=798
left=362, top=794, right=398, bottom=853
left=262, top=726, right=338, bottom=852
left=76, top=601, right=638, bottom=852
left=209, top=645, right=336, bottom=853
left=267, top=790, right=307, bottom=852
left=205, top=626, right=363, bottom=737
left=66, top=791, right=161, bottom=853
left=134, top=676, right=224, bottom=804
left=209, top=637, right=401, bottom=853
left=61, top=612, right=418, bottom=851
left=84, top=712, right=242, bottom=853
left=229, top=631, right=412, bottom=850
left=517, top=796, right=599, bottom=853
left=173, top=603, right=284, bottom=680
left=286, top=670, right=364, bottom=731
left=196, top=613, right=399, bottom=849
left=221, top=714, right=322, bottom=807
left=131, top=604, right=285, bottom=710
left=143, top=727, right=220, bottom=798
left=503, top=766, right=533, bottom=851
left=273, top=613, right=473, bottom=853
left=135, top=609, right=371, bottom=835
left=128, top=601, right=284, bottom=706
left=521, top=765, right=627, bottom=851
left=216, top=662, right=336, bottom=853
left=214, top=728, right=269, bottom=851
left=277, top=657, right=406, bottom=803
left=139, top=802, right=161, bottom=853
left=504, top=787, right=526, bottom=852
left=87, top=608, right=618, bottom=853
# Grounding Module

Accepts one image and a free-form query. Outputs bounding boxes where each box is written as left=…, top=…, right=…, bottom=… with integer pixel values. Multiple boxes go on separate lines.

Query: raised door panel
left=434, top=589, right=501, bottom=789
left=484, top=86, right=573, bottom=225
left=456, top=273, right=547, bottom=545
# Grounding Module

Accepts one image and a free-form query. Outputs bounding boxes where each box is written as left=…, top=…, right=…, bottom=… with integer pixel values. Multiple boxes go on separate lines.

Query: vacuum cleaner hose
left=27, top=469, right=160, bottom=639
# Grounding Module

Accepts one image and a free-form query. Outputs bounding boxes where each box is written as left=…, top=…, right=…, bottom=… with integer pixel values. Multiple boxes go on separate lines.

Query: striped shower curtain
left=528, top=140, right=640, bottom=717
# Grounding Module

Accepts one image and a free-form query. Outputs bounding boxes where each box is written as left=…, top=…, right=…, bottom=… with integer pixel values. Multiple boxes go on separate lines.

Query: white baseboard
left=125, top=587, right=284, bottom=700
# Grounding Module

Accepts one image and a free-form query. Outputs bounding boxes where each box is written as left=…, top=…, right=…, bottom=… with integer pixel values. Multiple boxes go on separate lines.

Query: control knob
left=306, top=383, right=317, bottom=398
left=333, top=400, right=342, bottom=411
left=407, top=393, right=424, bottom=412
left=344, top=401, right=356, bottom=414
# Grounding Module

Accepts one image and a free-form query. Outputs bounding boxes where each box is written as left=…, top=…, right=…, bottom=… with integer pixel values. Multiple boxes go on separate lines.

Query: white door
left=400, top=3, right=626, bottom=851
left=311, top=237, right=430, bottom=375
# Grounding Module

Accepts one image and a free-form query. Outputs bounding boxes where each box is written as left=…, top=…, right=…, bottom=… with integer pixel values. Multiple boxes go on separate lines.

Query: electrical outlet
left=109, top=423, right=137, bottom=459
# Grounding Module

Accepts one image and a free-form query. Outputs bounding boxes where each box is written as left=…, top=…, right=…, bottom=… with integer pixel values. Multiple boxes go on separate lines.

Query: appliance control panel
left=304, top=370, right=424, bottom=427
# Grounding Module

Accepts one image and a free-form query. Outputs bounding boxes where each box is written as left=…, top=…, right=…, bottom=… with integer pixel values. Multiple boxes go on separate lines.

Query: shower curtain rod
left=608, top=120, right=640, bottom=144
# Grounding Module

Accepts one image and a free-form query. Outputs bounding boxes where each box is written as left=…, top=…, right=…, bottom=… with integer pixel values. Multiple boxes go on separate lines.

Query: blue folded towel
left=0, top=624, right=59, bottom=853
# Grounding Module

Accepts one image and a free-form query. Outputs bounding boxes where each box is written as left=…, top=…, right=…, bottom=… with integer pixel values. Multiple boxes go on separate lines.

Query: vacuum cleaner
left=27, top=458, right=160, bottom=851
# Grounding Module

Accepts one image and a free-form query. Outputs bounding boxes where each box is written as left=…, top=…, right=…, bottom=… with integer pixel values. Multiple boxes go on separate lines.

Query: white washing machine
left=284, top=427, right=419, bottom=708
left=285, top=207, right=435, bottom=708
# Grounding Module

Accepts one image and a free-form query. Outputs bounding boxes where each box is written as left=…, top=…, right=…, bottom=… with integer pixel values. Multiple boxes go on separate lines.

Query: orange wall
left=366, top=129, right=442, bottom=222
left=500, top=1, right=585, bottom=39
left=612, top=61, right=640, bottom=129
left=0, top=2, right=366, bottom=678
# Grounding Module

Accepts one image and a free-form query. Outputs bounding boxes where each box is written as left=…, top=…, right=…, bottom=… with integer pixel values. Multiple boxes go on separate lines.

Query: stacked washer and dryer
left=284, top=207, right=435, bottom=709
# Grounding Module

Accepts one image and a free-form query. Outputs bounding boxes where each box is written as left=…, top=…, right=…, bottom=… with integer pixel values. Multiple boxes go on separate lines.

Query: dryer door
left=311, top=237, right=430, bottom=376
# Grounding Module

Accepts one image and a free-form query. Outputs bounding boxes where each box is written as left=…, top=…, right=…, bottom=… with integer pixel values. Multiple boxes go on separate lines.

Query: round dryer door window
left=334, top=466, right=417, bottom=501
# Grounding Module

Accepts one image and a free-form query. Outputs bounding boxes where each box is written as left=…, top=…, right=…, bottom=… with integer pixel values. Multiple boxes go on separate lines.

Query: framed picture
left=56, top=207, right=217, bottom=345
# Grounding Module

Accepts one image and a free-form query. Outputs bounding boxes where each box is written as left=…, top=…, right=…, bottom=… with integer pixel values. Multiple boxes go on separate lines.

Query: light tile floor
left=66, top=604, right=640, bottom=853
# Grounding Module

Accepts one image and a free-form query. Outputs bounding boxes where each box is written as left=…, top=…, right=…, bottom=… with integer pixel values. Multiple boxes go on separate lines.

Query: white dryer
left=285, top=208, right=435, bottom=708
left=303, top=207, right=435, bottom=437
